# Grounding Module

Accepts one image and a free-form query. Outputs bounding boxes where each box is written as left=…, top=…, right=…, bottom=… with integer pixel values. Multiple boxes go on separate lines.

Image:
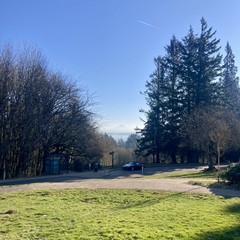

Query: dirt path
left=0, top=169, right=240, bottom=197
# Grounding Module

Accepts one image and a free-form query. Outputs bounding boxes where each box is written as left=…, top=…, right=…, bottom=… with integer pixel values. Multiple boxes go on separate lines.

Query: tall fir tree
left=163, top=36, right=182, bottom=163
left=178, top=20, right=222, bottom=163
left=136, top=57, right=166, bottom=163
left=194, top=18, right=222, bottom=106
left=221, top=42, right=240, bottom=113
left=179, top=26, right=198, bottom=114
left=179, top=26, right=202, bottom=163
left=137, top=18, right=232, bottom=164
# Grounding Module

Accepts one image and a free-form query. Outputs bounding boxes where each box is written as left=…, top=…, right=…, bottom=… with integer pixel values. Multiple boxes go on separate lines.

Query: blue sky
left=1, top=0, right=240, bottom=134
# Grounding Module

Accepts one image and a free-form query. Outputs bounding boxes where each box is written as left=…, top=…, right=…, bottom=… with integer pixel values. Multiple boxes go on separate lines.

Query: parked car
left=122, top=162, right=144, bottom=171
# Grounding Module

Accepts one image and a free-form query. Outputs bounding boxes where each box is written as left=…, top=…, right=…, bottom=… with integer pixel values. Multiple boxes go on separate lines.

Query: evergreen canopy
left=137, top=18, right=240, bottom=166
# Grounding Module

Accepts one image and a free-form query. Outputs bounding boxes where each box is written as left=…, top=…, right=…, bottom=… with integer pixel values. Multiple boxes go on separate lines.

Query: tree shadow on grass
left=224, top=202, right=240, bottom=214
left=208, top=187, right=240, bottom=198
left=116, top=190, right=189, bottom=210
left=115, top=191, right=240, bottom=240
left=116, top=187, right=240, bottom=211
left=191, top=225, right=240, bottom=240
left=191, top=202, right=240, bottom=240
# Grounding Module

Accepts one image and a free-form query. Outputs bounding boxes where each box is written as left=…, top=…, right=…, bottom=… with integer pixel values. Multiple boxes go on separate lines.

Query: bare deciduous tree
left=181, top=107, right=240, bottom=172
left=0, top=44, right=101, bottom=179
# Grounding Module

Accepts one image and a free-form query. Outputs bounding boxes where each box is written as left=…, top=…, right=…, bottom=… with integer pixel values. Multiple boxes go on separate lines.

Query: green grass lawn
left=144, top=170, right=218, bottom=179
left=0, top=188, right=239, bottom=240
left=144, top=170, right=227, bottom=188
left=144, top=169, right=240, bottom=190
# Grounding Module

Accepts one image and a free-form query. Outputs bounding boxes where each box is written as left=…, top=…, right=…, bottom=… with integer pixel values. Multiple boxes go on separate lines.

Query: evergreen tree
left=163, top=36, right=182, bottom=163
left=221, top=42, right=240, bottom=113
left=137, top=18, right=230, bottom=164
left=179, top=26, right=202, bottom=163
left=125, top=133, right=138, bottom=149
left=136, top=57, right=166, bottom=163
left=178, top=20, right=222, bottom=163
left=194, top=18, right=222, bottom=106
left=179, top=26, right=198, bottom=114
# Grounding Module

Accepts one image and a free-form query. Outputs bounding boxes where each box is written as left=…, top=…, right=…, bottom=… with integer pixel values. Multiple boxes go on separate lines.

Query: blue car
left=123, top=162, right=144, bottom=171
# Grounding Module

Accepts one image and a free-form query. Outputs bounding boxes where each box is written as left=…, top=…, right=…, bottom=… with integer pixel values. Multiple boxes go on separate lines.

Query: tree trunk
left=217, top=145, right=221, bottom=182
left=207, top=152, right=214, bottom=170
left=171, top=151, right=177, bottom=164
left=2, top=158, right=6, bottom=180
left=152, top=154, right=156, bottom=164
left=187, top=149, right=199, bottom=163
left=156, top=151, right=160, bottom=164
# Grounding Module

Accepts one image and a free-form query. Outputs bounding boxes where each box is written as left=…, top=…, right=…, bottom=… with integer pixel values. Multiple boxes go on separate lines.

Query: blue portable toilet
left=45, top=155, right=60, bottom=174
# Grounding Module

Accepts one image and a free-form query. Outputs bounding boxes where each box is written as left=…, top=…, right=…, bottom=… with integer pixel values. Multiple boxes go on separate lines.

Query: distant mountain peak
left=105, top=124, right=133, bottom=134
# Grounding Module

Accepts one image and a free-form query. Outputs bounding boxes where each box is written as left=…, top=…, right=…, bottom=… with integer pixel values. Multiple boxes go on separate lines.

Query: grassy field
left=143, top=169, right=218, bottom=179
left=144, top=170, right=228, bottom=188
left=0, top=188, right=240, bottom=240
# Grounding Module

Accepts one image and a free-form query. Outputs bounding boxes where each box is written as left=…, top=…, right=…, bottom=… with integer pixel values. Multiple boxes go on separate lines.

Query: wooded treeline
left=136, top=18, right=240, bottom=167
left=0, top=44, right=102, bottom=179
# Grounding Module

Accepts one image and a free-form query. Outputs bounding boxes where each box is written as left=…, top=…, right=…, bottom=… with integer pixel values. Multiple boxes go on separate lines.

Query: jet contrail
left=137, top=20, right=160, bottom=30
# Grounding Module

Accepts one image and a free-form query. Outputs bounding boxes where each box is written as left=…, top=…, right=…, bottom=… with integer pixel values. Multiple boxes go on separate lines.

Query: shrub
left=220, top=163, right=240, bottom=186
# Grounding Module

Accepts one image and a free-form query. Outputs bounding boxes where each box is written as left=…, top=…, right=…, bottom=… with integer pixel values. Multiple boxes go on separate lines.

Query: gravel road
left=0, top=167, right=239, bottom=197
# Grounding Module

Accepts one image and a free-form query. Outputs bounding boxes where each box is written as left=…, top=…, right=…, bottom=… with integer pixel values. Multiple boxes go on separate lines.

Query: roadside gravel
left=0, top=169, right=239, bottom=197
